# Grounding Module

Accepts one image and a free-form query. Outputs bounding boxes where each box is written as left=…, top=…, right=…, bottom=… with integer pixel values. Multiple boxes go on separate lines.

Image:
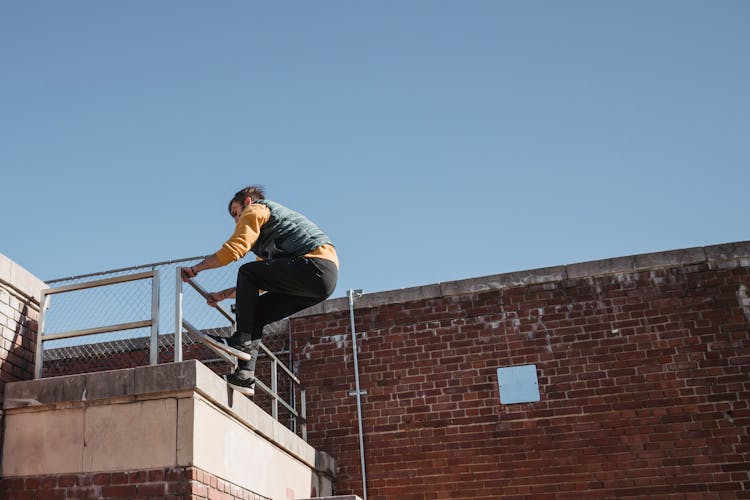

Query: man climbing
left=181, top=185, right=339, bottom=395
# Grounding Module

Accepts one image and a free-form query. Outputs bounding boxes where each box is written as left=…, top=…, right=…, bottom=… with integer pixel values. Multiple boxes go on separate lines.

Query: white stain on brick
left=595, top=282, right=606, bottom=311
left=737, top=285, right=750, bottom=324
left=305, top=333, right=354, bottom=360
left=527, top=307, right=552, bottom=352
left=512, top=318, right=521, bottom=333
left=649, top=271, right=665, bottom=285
left=322, top=334, right=348, bottom=349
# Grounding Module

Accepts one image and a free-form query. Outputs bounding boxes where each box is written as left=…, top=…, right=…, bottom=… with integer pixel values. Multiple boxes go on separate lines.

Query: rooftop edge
left=294, top=240, right=750, bottom=317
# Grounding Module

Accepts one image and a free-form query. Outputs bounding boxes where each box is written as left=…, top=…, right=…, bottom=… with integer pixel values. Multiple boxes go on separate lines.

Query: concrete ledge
left=294, top=240, right=750, bottom=317
left=301, top=497, right=362, bottom=500
left=440, top=265, right=568, bottom=296
left=3, top=361, right=313, bottom=463
left=2, top=360, right=336, bottom=498
left=633, top=246, right=707, bottom=270
left=705, top=241, right=750, bottom=260
left=4, top=360, right=198, bottom=409
left=0, top=252, right=47, bottom=304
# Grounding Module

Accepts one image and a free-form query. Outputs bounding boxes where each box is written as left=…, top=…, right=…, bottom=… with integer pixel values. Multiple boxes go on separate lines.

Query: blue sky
left=2, top=1, right=748, bottom=298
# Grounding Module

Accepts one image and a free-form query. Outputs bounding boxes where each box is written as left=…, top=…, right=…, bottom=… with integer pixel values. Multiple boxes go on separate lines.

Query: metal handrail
left=35, top=270, right=160, bottom=379
left=45, top=255, right=207, bottom=284
left=182, top=277, right=236, bottom=326
left=176, top=267, right=307, bottom=440
left=182, top=319, right=237, bottom=369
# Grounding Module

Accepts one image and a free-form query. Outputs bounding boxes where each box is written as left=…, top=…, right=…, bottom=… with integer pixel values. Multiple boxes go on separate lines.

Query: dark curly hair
left=228, top=185, right=266, bottom=214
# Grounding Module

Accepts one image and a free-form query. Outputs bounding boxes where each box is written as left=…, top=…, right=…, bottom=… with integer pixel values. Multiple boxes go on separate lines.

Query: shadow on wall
left=1, top=296, right=40, bottom=475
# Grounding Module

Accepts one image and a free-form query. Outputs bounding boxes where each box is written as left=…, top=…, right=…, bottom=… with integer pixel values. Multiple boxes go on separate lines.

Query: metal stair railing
left=176, top=268, right=307, bottom=440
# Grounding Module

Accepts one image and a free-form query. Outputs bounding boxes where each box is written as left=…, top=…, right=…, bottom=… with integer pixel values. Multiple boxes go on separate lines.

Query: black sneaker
left=225, top=371, right=255, bottom=396
left=202, top=326, right=233, bottom=340
left=213, top=331, right=255, bottom=346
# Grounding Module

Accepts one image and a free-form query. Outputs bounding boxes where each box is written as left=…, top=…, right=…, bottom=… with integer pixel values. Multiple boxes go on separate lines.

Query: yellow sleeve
left=215, top=204, right=271, bottom=265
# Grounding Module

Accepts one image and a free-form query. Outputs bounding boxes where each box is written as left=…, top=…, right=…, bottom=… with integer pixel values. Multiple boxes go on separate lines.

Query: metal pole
left=301, top=389, right=307, bottom=441
left=149, top=270, right=160, bottom=366
left=271, top=358, right=279, bottom=420
left=34, top=291, right=49, bottom=379
left=348, top=288, right=367, bottom=500
left=174, top=268, right=183, bottom=362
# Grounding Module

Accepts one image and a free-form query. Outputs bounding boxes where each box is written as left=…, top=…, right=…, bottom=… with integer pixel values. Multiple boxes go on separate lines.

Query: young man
left=181, top=185, right=338, bottom=395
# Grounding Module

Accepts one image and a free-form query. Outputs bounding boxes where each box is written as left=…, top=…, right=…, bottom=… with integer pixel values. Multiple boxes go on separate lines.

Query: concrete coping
left=0, top=252, right=47, bottom=305
left=3, top=360, right=324, bottom=470
left=294, top=240, right=750, bottom=317
left=300, top=497, right=363, bottom=500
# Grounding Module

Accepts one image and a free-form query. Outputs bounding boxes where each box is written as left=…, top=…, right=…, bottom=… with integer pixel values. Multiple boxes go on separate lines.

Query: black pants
left=235, top=256, right=338, bottom=340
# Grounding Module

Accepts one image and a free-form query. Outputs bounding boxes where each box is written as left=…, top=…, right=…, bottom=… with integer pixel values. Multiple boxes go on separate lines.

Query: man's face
left=229, top=201, right=244, bottom=223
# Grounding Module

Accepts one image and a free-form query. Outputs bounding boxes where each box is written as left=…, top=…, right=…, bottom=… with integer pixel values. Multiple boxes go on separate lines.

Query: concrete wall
left=2, top=360, right=336, bottom=499
left=289, top=241, right=750, bottom=498
left=0, top=253, right=46, bottom=477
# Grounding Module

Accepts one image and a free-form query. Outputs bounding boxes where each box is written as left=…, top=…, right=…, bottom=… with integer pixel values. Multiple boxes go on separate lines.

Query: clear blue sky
left=2, top=1, right=748, bottom=298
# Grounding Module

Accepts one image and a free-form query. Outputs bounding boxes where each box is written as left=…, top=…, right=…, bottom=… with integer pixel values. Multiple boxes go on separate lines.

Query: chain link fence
left=41, top=257, right=295, bottom=427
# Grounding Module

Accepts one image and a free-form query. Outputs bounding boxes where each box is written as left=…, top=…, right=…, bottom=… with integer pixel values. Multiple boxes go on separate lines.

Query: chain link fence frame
left=40, top=256, right=301, bottom=435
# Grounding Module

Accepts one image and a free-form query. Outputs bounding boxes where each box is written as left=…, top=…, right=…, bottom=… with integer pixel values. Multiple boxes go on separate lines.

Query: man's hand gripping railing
left=176, top=267, right=237, bottom=368
left=182, top=275, right=236, bottom=327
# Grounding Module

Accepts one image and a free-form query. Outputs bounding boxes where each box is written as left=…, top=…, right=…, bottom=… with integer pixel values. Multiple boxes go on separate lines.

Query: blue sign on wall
left=497, top=364, right=540, bottom=404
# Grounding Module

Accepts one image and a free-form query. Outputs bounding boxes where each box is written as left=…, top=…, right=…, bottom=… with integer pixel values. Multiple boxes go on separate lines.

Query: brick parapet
left=295, top=241, right=750, bottom=317
left=290, top=242, right=750, bottom=497
left=3, top=244, right=749, bottom=498
left=0, top=253, right=47, bottom=403
left=0, top=255, right=46, bottom=493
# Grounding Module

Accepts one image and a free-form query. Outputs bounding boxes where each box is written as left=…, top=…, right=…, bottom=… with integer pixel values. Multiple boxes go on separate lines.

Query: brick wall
left=3, top=245, right=749, bottom=498
left=0, top=254, right=43, bottom=400
left=0, top=254, right=46, bottom=481
left=0, top=466, right=270, bottom=500
left=290, top=243, right=750, bottom=499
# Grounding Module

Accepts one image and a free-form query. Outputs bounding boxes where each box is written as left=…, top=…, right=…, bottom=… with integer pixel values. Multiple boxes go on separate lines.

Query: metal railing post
left=34, top=291, right=49, bottom=379
left=301, top=389, right=307, bottom=441
left=174, top=268, right=183, bottom=362
left=271, top=358, right=279, bottom=420
left=150, top=270, right=160, bottom=366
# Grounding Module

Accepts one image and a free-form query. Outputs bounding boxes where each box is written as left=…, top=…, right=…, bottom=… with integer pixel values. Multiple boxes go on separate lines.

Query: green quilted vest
left=251, top=200, right=333, bottom=259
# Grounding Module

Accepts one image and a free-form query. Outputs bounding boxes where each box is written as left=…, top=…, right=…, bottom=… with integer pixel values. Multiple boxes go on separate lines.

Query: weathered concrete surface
left=301, top=496, right=363, bottom=500
left=295, top=241, right=750, bottom=317
left=2, top=360, right=335, bottom=499
left=0, top=253, right=47, bottom=303
left=0, top=253, right=48, bottom=477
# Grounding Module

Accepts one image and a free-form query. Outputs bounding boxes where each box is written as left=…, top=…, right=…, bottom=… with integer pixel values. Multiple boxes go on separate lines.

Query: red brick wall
left=0, top=466, right=270, bottom=500
left=5, top=246, right=749, bottom=498
left=291, top=259, right=750, bottom=498
left=41, top=344, right=215, bottom=378
left=0, top=279, right=39, bottom=401
left=1, top=257, right=44, bottom=479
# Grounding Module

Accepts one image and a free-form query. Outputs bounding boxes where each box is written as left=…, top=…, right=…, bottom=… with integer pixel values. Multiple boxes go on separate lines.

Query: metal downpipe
left=348, top=289, right=367, bottom=500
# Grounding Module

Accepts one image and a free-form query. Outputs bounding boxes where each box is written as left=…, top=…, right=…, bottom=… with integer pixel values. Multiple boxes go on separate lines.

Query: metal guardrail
left=41, top=255, right=248, bottom=373
left=35, top=257, right=305, bottom=438
left=35, top=270, right=160, bottom=379
left=176, top=268, right=307, bottom=440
